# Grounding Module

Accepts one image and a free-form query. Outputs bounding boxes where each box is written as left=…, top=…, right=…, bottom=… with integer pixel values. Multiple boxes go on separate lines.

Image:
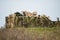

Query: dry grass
left=0, top=27, right=60, bottom=40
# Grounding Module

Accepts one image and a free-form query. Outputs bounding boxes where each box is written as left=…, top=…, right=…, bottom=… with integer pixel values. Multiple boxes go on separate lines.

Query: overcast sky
left=0, top=0, right=60, bottom=27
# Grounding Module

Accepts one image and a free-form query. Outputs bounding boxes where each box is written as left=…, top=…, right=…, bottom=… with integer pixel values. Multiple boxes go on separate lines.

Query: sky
left=0, top=0, right=60, bottom=27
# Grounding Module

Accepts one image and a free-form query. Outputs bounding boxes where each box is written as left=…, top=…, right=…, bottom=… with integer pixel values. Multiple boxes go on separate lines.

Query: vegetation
left=2, top=12, right=60, bottom=40
left=0, top=27, right=60, bottom=40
